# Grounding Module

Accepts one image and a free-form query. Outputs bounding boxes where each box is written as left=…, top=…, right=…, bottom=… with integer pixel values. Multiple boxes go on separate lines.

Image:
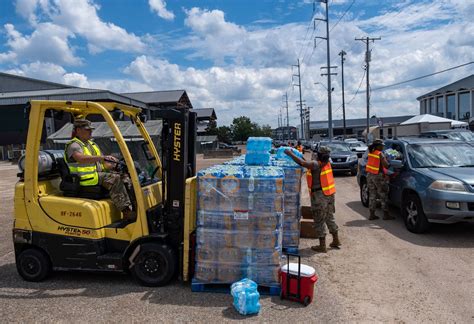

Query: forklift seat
left=57, top=159, right=109, bottom=200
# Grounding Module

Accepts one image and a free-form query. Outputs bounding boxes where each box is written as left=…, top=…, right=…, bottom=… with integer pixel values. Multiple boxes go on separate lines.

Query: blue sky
left=1, top=0, right=473, bottom=127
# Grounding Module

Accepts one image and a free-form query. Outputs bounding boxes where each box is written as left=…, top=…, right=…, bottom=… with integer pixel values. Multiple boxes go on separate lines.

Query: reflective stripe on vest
left=306, top=169, right=312, bottom=190
left=366, top=150, right=381, bottom=175
left=64, top=138, right=102, bottom=186
left=320, top=162, right=336, bottom=196
left=307, top=163, right=335, bottom=196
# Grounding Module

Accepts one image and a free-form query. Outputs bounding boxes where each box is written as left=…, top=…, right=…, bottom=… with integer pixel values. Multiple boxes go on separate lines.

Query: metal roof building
left=417, top=74, right=474, bottom=124
left=308, top=115, right=414, bottom=138
left=0, top=72, right=200, bottom=159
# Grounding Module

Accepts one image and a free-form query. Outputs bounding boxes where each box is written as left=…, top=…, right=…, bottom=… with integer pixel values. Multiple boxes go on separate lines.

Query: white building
left=417, top=74, right=473, bottom=123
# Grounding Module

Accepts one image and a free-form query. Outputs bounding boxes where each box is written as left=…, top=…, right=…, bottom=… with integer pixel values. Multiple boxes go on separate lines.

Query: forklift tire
left=131, top=243, right=176, bottom=287
left=16, top=248, right=51, bottom=282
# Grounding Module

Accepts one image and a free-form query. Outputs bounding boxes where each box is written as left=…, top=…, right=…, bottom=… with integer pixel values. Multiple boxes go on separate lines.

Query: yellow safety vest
left=64, top=137, right=102, bottom=186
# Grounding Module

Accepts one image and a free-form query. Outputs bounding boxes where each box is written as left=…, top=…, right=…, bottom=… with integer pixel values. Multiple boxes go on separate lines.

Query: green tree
left=231, top=116, right=255, bottom=141
left=206, top=120, right=218, bottom=135
left=259, top=124, right=273, bottom=137
left=216, top=125, right=232, bottom=143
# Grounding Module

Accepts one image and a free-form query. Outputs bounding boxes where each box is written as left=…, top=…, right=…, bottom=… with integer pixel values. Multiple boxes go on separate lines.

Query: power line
left=329, top=0, right=355, bottom=32
left=372, top=61, right=474, bottom=91
left=334, top=68, right=366, bottom=115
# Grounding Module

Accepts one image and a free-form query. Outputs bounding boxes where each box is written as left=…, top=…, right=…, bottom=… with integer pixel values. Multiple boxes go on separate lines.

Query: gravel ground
left=0, top=158, right=472, bottom=323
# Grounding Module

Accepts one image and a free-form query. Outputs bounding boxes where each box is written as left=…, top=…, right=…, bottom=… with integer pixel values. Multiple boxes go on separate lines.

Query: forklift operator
left=64, top=119, right=136, bottom=221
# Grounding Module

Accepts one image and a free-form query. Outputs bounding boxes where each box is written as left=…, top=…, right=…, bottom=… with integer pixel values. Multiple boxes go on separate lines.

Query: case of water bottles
left=231, top=278, right=261, bottom=315
left=195, top=164, right=285, bottom=286
left=244, top=137, right=273, bottom=166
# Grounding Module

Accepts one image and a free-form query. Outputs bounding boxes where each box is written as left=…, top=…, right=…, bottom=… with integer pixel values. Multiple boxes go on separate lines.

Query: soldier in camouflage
left=285, top=146, right=340, bottom=253
left=366, top=139, right=394, bottom=220
left=65, top=119, right=136, bottom=221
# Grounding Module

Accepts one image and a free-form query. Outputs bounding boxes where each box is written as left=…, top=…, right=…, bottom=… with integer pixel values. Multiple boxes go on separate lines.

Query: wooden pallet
left=191, top=279, right=281, bottom=296
left=282, top=246, right=299, bottom=254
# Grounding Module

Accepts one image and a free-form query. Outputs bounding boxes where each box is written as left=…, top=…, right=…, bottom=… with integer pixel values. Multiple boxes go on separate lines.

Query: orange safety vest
left=366, top=149, right=382, bottom=174
left=306, top=162, right=336, bottom=196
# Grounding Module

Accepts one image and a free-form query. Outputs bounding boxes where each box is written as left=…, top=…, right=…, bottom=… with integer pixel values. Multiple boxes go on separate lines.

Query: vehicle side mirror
left=351, top=148, right=356, bottom=152
left=390, top=160, right=404, bottom=169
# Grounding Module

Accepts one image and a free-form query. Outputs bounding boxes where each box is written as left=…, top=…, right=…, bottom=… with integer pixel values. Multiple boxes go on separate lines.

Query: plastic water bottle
left=231, top=278, right=260, bottom=315
left=247, top=137, right=272, bottom=152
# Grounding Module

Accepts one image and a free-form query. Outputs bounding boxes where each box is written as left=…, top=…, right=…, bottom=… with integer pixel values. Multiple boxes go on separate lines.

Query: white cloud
left=63, top=72, right=89, bottom=87
left=15, top=0, right=50, bottom=26
left=123, top=55, right=292, bottom=126
left=148, top=0, right=175, bottom=21
left=4, top=61, right=89, bottom=87
left=180, top=8, right=302, bottom=67
left=11, top=0, right=146, bottom=57
left=2, top=22, right=81, bottom=65
left=49, top=0, right=146, bottom=54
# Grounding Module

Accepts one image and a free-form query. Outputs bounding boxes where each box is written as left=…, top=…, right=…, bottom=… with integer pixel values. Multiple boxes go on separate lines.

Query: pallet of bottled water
left=271, top=149, right=303, bottom=248
left=195, top=164, right=284, bottom=286
left=225, top=144, right=303, bottom=249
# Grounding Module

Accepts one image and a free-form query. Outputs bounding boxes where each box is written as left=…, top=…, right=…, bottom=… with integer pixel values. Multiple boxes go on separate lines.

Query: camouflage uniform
left=98, top=172, right=132, bottom=211
left=367, top=172, right=389, bottom=212
left=309, top=158, right=338, bottom=238
left=311, top=190, right=338, bottom=238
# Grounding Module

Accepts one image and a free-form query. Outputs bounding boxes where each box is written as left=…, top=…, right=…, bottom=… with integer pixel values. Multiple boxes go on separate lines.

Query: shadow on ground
left=345, top=200, right=474, bottom=248
left=0, top=262, right=304, bottom=314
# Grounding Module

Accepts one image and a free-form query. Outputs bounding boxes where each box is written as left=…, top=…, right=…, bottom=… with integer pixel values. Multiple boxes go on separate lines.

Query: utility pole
left=306, top=107, right=312, bottom=140
left=315, top=0, right=337, bottom=141
left=283, top=92, right=289, bottom=140
left=355, top=36, right=381, bottom=143
left=338, top=50, right=347, bottom=139
left=293, top=59, right=304, bottom=140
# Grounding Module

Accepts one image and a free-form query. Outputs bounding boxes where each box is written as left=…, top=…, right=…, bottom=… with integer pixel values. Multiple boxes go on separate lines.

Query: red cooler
left=280, top=254, right=318, bottom=306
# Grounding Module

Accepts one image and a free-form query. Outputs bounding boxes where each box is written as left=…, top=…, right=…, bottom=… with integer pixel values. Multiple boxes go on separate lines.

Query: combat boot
left=311, top=237, right=327, bottom=253
left=383, top=210, right=395, bottom=220
left=368, top=210, right=379, bottom=220
left=329, top=232, right=341, bottom=248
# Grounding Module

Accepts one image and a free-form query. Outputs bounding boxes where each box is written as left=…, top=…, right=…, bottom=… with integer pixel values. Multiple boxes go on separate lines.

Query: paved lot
left=0, top=159, right=473, bottom=322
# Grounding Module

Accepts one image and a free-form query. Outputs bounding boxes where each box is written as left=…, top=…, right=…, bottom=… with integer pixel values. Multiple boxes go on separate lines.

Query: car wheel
left=360, top=178, right=369, bottom=207
left=350, top=168, right=357, bottom=176
left=402, top=193, right=430, bottom=233
left=17, top=248, right=51, bottom=282
left=131, top=243, right=177, bottom=287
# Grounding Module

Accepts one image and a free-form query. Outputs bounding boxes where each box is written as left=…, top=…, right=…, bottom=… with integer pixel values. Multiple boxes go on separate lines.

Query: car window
left=325, top=143, right=350, bottom=151
left=445, top=132, right=474, bottom=141
left=407, top=143, right=474, bottom=168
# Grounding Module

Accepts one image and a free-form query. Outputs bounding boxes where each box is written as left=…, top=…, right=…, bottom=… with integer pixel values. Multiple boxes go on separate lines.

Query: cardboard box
left=301, top=205, right=312, bottom=219
left=300, top=218, right=317, bottom=238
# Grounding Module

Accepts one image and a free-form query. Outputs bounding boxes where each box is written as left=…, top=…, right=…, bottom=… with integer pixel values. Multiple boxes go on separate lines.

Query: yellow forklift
left=13, top=100, right=197, bottom=286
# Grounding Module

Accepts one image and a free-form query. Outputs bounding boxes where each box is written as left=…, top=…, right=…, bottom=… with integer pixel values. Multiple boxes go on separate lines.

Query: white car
left=348, top=141, right=368, bottom=158
left=344, top=138, right=359, bottom=143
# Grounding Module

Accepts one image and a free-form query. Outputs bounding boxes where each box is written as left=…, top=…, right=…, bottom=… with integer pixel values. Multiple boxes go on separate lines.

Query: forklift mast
left=155, top=107, right=196, bottom=247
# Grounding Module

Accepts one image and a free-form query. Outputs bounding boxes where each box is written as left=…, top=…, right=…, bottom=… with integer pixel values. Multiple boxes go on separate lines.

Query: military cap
left=318, top=146, right=331, bottom=154
left=73, top=119, right=94, bottom=130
